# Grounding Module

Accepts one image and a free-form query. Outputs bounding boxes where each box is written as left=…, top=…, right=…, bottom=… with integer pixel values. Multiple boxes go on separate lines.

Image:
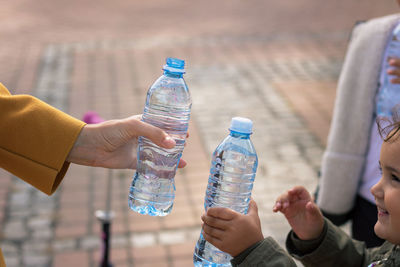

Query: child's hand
left=201, top=199, right=264, bottom=257
left=387, top=58, right=400, bottom=84
left=273, top=186, right=324, bottom=240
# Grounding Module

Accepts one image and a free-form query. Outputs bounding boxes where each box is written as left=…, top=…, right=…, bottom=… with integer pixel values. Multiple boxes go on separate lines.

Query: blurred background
left=0, top=1, right=398, bottom=266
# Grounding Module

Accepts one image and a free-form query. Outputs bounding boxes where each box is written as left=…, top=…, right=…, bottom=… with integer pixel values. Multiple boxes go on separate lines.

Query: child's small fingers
left=272, top=201, right=282, bottom=212
left=203, top=223, right=225, bottom=239
left=282, top=201, right=290, bottom=209
left=387, top=67, right=400, bottom=78
left=288, top=186, right=306, bottom=197
left=305, top=201, right=323, bottom=219
left=279, top=186, right=304, bottom=201
left=202, top=214, right=229, bottom=230
left=207, top=207, right=236, bottom=220
left=390, top=78, right=400, bottom=84
left=273, top=200, right=290, bottom=212
left=274, top=190, right=291, bottom=212
left=275, top=192, right=289, bottom=205
left=289, top=186, right=313, bottom=202
left=202, top=231, right=223, bottom=249
left=389, top=58, right=400, bottom=67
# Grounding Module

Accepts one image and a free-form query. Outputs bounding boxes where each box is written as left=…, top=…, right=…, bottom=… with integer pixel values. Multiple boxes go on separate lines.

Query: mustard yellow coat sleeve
left=0, top=249, right=5, bottom=267
left=0, top=82, right=85, bottom=195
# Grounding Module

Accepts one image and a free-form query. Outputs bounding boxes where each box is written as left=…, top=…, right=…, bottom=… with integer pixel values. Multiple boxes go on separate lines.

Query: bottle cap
left=163, top=57, right=185, bottom=74
left=229, top=117, right=253, bottom=134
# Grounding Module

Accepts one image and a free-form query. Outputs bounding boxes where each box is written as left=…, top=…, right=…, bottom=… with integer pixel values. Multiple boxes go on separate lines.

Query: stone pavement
left=0, top=35, right=345, bottom=267
left=0, top=1, right=398, bottom=266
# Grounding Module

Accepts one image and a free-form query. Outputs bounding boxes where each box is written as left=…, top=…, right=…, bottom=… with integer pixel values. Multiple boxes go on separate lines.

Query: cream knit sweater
left=317, top=13, right=400, bottom=214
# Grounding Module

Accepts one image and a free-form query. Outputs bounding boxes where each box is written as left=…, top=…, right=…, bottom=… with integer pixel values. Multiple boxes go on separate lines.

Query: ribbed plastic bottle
left=193, top=117, right=258, bottom=266
left=129, top=57, right=191, bottom=216
left=376, top=22, right=400, bottom=118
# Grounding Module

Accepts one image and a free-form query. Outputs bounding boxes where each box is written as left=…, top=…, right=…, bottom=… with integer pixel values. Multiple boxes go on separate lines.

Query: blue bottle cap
left=163, top=57, right=185, bottom=74
left=229, top=117, right=253, bottom=134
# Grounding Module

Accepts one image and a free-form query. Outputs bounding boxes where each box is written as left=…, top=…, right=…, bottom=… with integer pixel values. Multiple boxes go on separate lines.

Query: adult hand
left=273, top=186, right=324, bottom=240
left=201, top=199, right=264, bottom=257
left=67, top=115, right=187, bottom=169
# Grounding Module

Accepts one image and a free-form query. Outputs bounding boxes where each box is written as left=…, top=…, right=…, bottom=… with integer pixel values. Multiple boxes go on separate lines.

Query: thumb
left=248, top=199, right=259, bottom=215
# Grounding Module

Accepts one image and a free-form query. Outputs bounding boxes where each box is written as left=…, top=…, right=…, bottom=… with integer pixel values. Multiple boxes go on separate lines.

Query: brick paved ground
left=0, top=35, right=345, bottom=267
left=0, top=1, right=398, bottom=266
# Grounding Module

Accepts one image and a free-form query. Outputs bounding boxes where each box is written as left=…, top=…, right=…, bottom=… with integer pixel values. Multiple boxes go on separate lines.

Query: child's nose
left=371, top=178, right=383, bottom=199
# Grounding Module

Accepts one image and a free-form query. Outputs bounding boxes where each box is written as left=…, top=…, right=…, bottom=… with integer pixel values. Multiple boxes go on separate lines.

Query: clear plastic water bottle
left=193, top=117, right=258, bottom=266
left=129, top=57, right=191, bottom=216
left=376, top=22, right=400, bottom=118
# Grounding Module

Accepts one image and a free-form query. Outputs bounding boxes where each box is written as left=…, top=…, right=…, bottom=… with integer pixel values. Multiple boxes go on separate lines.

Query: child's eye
left=392, top=174, right=400, bottom=183
left=379, top=166, right=383, bottom=174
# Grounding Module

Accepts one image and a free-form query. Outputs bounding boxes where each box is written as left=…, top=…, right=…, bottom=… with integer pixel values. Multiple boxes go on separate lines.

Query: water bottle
left=193, top=117, right=258, bottom=266
left=376, top=22, right=400, bottom=118
left=128, top=57, right=191, bottom=216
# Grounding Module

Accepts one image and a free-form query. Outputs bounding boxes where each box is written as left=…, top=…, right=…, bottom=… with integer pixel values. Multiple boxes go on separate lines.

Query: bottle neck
left=163, top=70, right=183, bottom=78
left=229, top=130, right=251, bottom=139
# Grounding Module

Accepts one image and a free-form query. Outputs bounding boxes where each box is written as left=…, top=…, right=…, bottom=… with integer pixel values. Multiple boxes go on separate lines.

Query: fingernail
left=162, top=136, right=175, bottom=147
left=178, top=159, right=187, bottom=168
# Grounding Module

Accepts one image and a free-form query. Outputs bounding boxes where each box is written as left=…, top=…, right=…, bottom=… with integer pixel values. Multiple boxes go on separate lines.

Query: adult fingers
left=177, top=158, right=187, bottom=168
left=181, top=132, right=190, bottom=148
left=125, top=117, right=176, bottom=149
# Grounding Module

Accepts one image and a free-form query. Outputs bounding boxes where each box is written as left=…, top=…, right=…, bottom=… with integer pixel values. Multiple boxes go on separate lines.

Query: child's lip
left=377, top=206, right=389, bottom=216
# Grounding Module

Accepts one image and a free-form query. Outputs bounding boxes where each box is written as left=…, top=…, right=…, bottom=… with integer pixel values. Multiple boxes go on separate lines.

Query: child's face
left=371, top=133, right=400, bottom=244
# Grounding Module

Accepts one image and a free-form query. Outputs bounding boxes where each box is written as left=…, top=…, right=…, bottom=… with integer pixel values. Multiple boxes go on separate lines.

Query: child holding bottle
left=201, top=120, right=400, bottom=266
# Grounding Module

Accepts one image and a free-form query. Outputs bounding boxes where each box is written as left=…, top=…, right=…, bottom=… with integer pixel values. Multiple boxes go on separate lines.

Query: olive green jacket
left=232, top=219, right=400, bottom=267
